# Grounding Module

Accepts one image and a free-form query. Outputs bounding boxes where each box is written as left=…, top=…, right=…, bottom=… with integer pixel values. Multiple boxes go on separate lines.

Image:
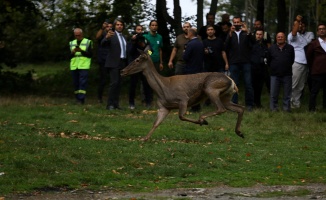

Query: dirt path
left=5, top=184, right=326, bottom=200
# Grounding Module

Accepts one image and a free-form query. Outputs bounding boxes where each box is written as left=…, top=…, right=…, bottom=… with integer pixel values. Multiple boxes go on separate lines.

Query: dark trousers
left=107, top=59, right=126, bottom=108
left=229, top=63, right=254, bottom=106
left=270, top=76, right=292, bottom=111
left=309, top=74, right=326, bottom=111
left=128, top=72, right=152, bottom=106
left=97, top=62, right=109, bottom=101
left=251, top=64, right=265, bottom=107
left=71, top=69, right=88, bottom=102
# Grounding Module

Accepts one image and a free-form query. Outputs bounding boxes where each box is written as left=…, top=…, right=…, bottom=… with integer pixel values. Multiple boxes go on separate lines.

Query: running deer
left=120, top=50, right=245, bottom=141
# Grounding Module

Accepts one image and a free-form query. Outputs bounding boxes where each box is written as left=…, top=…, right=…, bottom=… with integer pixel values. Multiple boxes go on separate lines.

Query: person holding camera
left=95, top=19, right=112, bottom=103
left=225, top=17, right=255, bottom=111
left=69, top=28, right=93, bottom=105
left=127, top=25, right=153, bottom=109
left=287, top=15, right=315, bottom=109
left=250, top=29, right=269, bottom=108
left=203, top=25, right=229, bottom=73
left=101, top=18, right=127, bottom=110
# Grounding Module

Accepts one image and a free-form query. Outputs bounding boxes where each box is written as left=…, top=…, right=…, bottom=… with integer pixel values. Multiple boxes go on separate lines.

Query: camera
left=75, top=45, right=79, bottom=48
left=109, top=27, right=115, bottom=32
left=234, top=25, right=242, bottom=31
left=207, top=46, right=214, bottom=54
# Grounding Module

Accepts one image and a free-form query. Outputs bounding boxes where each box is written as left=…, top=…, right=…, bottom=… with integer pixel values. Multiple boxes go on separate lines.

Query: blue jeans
left=229, top=63, right=254, bottom=106
left=270, top=76, right=292, bottom=111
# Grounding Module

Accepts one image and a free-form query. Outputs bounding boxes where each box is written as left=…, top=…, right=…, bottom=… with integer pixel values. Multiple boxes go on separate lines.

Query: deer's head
left=120, top=48, right=151, bottom=76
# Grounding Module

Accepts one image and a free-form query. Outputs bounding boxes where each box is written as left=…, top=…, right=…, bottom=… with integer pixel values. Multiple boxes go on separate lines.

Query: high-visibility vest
left=69, top=38, right=92, bottom=70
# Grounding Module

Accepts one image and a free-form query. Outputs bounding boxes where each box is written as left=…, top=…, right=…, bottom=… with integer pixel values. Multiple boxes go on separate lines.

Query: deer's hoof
left=140, top=137, right=149, bottom=142
left=236, top=131, right=244, bottom=138
left=200, top=119, right=209, bottom=126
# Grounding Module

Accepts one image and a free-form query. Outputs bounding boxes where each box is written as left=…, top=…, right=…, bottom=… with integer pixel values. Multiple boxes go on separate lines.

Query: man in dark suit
left=101, top=18, right=127, bottom=110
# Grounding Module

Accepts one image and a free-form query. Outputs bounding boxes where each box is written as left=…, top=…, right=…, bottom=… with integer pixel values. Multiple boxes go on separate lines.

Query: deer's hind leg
left=221, top=96, right=245, bottom=138
left=178, top=101, right=207, bottom=125
left=197, top=90, right=228, bottom=124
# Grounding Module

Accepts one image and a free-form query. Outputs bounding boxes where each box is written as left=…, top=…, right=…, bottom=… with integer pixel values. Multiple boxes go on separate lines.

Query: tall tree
left=256, top=0, right=264, bottom=22
left=155, top=0, right=172, bottom=61
left=209, top=0, right=218, bottom=15
left=277, top=0, right=286, bottom=33
left=197, top=0, right=204, bottom=28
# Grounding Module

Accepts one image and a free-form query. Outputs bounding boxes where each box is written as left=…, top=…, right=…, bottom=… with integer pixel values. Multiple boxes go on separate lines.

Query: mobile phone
left=75, top=45, right=79, bottom=48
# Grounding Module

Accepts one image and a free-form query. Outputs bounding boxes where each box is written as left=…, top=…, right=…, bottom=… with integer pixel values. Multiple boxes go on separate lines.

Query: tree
left=256, top=0, right=264, bottom=22
left=277, top=0, right=287, bottom=32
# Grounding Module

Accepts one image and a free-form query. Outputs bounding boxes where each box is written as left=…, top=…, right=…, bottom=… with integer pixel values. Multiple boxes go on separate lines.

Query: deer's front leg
left=142, top=104, right=170, bottom=141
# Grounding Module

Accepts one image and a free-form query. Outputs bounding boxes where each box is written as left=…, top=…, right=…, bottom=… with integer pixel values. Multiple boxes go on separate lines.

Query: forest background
left=0, top=0, right=326, bottom=94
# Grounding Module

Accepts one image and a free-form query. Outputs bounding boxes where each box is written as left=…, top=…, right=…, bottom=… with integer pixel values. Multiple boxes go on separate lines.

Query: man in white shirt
left=287, top=15, right=314, bottom=108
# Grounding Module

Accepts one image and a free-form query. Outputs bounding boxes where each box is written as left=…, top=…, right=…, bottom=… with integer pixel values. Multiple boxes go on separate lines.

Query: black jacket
left=268, top=43, right=295, bottom=76
left=225, top=31, right=254, bottom=64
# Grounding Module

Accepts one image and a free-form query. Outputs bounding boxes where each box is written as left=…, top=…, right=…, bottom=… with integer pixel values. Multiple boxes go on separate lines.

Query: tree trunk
left=197, top=0, right=204, bottom=29
left=277, top=0, right=286, bottom=33
left=155, top=0, right=173, bottom=61
left=209, top=0, right=218, bottom=14
left=173, top=0, right=182, bottom=35
left=257, top=0, right=264, bottom=22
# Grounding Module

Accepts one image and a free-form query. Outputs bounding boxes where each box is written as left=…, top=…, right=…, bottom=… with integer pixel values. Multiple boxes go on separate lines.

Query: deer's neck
left=142, top=62, right=168, bottom=97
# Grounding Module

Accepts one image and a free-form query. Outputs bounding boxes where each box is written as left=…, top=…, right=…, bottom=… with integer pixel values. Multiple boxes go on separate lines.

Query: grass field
left=0, top=63, right=325, bottom=196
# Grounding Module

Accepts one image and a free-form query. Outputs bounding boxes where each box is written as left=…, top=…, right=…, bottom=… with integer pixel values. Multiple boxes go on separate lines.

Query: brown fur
left=121, top=50, right=245, bottom=141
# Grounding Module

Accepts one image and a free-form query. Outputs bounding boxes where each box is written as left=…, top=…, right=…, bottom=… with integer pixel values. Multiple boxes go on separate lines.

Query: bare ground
left=4, top=184, right=326, bottom=200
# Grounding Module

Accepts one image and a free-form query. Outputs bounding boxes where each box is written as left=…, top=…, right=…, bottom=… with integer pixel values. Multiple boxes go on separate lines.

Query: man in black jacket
left=267, top=32, right=295, bottom=112
left=225, top=17, right=255, bottom=111
left=251, top=29, right=268, bottom=108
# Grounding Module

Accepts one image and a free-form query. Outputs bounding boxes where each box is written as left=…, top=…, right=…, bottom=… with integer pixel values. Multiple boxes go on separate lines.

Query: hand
left=131, top=34, right=138, bottom=40
left=204, top=48, right=209, bottom=54
left=106, top=30, right=115, bottom=39
left=73, top=47, right=81, bottom=53
left=168, top=61, right=174, bottom=69
left=296, top=15, right=303, bottom=22
left=159, top=63, right=164, bottom=71
left=225, top=64, right=229, bottom=71
left=241, top=22, right=248, bottom=32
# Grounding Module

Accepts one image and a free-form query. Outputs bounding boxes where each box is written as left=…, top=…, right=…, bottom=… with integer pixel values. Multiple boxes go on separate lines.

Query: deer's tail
left=226, top=76, right=239, bottom=94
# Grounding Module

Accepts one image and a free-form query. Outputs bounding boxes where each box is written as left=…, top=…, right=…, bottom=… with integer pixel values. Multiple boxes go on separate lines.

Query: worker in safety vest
left=69, top=28, right=93, bottom=104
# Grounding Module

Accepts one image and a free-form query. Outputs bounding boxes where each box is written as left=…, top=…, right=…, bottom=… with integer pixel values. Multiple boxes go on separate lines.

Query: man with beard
left=225, top=17, right=255, bottom=111
left=202, top=25, right=229, bottom=73
left=168, top=22, right=191, bottom=75
left=198, top=13, right=222, bottom=40
left=143, top=20, right=163, bottom=73
left=306, top=23, right=326, bottom=112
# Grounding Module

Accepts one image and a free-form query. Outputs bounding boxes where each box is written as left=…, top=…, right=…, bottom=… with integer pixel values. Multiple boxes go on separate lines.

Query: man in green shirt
left=143, top=20, right=163, bottom=73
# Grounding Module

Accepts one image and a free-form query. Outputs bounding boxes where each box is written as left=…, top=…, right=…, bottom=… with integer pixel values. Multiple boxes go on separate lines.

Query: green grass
left=0, top=63, right=325, bottom=196
left=0, top=95, right=325, bottom=196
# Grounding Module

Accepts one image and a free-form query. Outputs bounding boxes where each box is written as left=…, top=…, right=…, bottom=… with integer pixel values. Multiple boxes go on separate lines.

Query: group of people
left=69, top=13, right=326, bottom=113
